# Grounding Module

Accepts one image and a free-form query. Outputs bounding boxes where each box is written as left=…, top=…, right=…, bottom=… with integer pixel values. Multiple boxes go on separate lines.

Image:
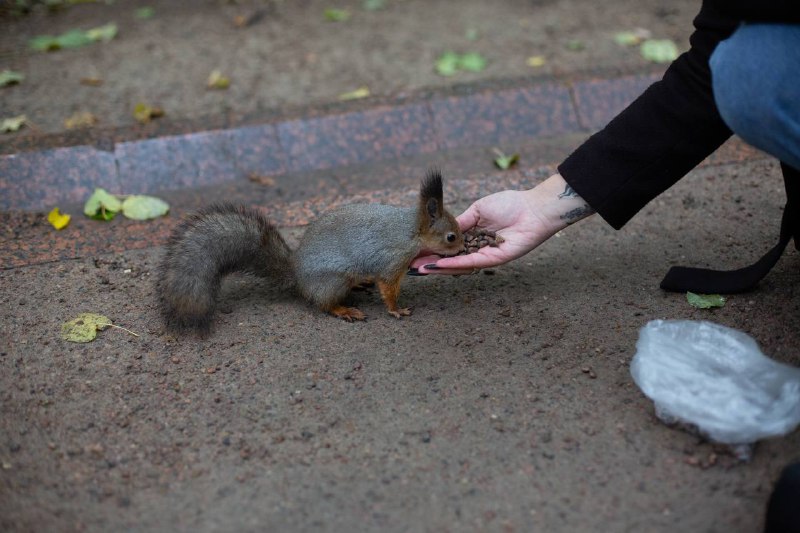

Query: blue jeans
left=710, top=24, right=800, bottom=170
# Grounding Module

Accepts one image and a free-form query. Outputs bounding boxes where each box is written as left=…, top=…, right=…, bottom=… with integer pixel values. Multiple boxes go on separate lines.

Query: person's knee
left=710, top=27, right=780, bottom=139
left=710, top=25, right=797, bottom=140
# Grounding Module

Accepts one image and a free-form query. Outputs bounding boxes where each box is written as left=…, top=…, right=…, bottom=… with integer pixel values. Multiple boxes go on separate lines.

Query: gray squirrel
left=158, top=169, right=463, bottom=333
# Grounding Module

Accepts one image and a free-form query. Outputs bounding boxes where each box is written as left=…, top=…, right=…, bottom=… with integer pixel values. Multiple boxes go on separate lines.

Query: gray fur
left=158, top=168, right=461, bottom=334
left=293, top=204, right=419, bottom=307
left=158, top=204, right=294, bottom=334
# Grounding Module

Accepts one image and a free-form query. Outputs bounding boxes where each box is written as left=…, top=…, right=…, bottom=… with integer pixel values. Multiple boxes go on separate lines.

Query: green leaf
left=686, top=292, right=726, bottom=309
left=86, top=23, right=117, bottom=42
left=565, top=39, right=585, bottom=51
left=492, top=149, right=519, bottom=170
left=362, top=0, right=385, bottom=10
left=30, top=23, right=116, bottom=52
left=61, top=313, right=112, bottom=343
left=29, top=35, right=61, bottom=52
left=458, top=52, right=487, bottom=72
left=324, top=8, right=350, bottom=21
left=435, top=52, right=460, bottom=76
left=613, top=29, right=652, bottom=47
left=640, top=39, right=679, bottom=63
left=84, top=188, right=122, bottom=219
left=135, top=6, right=155, bottom=19
left=1, top=115, right=26, bottom=133
left=613, top=31, right=641, bottom=46
left=0, top=70, right=24, bottom=87
left=121, top=195, right=170, bottom=220
left=338, top=86, right=370, bottom=100
left=56, top=28, right=95, bottom=48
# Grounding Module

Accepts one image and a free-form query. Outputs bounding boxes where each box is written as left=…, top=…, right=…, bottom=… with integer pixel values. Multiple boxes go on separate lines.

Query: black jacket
left=558, top=0, right=800, bottom=229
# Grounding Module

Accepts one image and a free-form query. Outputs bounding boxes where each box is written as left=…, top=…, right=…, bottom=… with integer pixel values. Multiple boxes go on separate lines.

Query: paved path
left=1, top=25, right=799, bottom=533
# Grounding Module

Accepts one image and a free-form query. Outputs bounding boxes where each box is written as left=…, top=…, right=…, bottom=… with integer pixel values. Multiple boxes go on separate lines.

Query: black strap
left=660, top=162, right=799, bottom=294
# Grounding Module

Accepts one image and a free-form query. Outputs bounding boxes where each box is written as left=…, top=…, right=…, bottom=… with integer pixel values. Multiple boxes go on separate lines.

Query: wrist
left=528, top=173, right=595, bottom=232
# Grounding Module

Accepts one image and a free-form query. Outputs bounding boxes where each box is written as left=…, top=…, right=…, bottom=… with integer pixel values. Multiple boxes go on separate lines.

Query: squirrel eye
left=446, top=232, right=456, bottom=243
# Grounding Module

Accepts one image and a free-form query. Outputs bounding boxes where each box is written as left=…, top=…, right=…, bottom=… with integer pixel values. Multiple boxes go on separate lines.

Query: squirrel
left=157, top=168, right=463, bottom=333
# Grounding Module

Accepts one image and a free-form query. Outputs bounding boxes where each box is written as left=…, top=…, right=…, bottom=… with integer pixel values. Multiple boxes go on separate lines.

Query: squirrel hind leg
left=297, top=274, right=366, bottom=321
left=328, top=305, right=366, bottom=322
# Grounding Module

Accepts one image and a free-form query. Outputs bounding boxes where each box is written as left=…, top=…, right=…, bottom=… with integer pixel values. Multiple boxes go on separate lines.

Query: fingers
left=430, top=252, right=502, bottom=271
left=409, top=255, right=474, bottom=276
left=409, top=255, right=442, bottom=270
left=455, top=203, right=480, bottom=232
left=410, top=252, right=500, bottom=275
left=418, top=265, right=477, bottom=276
left=415, top=248, right=507, bottom=274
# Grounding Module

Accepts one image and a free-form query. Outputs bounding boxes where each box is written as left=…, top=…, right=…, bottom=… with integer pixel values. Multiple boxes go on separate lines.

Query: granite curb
left=1, top=71, right=662, bottom=212
left=0, top=135, right=769, bottom=271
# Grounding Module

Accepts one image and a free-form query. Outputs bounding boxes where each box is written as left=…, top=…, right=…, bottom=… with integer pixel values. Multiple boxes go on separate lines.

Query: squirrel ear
left=420, top=167, right=444, bottom=224
left=426, top=197, right=440, bottom=222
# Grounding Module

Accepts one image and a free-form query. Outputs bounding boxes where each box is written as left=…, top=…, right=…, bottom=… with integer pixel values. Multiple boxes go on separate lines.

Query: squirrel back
left=158, top=168, right=462, bottom=333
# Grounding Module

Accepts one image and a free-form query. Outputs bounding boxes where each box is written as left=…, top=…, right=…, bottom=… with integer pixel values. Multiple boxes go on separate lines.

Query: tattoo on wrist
left=560, top=204, right=594, bottom=224
left=557, top=184, right=578, bottom=199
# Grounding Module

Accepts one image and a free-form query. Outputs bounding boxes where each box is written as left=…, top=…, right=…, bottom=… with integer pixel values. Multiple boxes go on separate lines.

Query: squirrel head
left=416, top=168, right=463, bottom=256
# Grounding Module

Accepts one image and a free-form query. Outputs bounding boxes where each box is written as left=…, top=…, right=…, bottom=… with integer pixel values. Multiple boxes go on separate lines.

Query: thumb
left=455, top=203, right=480, bottom=232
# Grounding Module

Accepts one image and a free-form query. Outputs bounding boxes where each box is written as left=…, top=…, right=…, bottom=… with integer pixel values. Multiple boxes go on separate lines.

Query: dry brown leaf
left=64, top=111, right=98, bottom=129
left=248, top=173, right=277, bottom=187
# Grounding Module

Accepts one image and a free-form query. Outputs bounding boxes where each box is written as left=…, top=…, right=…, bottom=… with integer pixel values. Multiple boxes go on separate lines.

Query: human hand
left=410, top=173, right=594, bottom=275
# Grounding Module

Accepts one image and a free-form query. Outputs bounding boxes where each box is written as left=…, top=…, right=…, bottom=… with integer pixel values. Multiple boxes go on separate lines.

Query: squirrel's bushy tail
left=158, top=204, right=295, bottom=333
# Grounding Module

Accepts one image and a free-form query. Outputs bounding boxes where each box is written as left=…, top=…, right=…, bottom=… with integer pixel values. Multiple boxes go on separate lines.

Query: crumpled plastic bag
left=630, top=320, right=800, bottom=457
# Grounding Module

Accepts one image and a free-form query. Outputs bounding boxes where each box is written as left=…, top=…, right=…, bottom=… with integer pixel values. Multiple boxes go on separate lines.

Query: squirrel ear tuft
left=419, top=167, right=444, bottom=226
left=420, top=167, right=443, bottom=203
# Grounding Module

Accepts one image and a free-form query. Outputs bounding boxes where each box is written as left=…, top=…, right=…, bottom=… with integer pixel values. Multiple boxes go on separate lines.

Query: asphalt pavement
left=1, top=2, right=799, bottom=532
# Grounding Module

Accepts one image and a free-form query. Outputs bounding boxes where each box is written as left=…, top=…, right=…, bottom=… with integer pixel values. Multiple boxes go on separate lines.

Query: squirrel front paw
left=388, top=307, right=412, bottom=319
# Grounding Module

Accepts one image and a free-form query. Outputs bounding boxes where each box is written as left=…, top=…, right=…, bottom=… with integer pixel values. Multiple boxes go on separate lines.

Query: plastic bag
left=630, top=320, right=800, bottom=456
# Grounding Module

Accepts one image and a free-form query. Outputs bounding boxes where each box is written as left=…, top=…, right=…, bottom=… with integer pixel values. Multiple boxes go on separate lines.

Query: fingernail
left=423, top=264, right=441, bottom=270
left=407, top=268, right=426, bottom=276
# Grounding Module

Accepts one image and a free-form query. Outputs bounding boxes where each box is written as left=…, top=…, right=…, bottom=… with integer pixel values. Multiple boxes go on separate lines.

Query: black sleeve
left=557, top=1, right=739, bottom=229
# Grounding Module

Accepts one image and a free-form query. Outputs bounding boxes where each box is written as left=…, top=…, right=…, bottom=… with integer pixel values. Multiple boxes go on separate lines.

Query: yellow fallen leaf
left=47, top=207, right=71, bottom=230
left=64, top=111, right=98, bottom=129
left=207, top=70, right=230, bottom=89
left=338, top=86, right=370, bottom=101
left=526, top=55, right=546, bottom=68
left=61, top=313, right=111, bottom=343
left=61, top=312, right=139, bottom=343
left=133, top=103, right=164, bottom=123
left=80, top=77, right=104, bottom=87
